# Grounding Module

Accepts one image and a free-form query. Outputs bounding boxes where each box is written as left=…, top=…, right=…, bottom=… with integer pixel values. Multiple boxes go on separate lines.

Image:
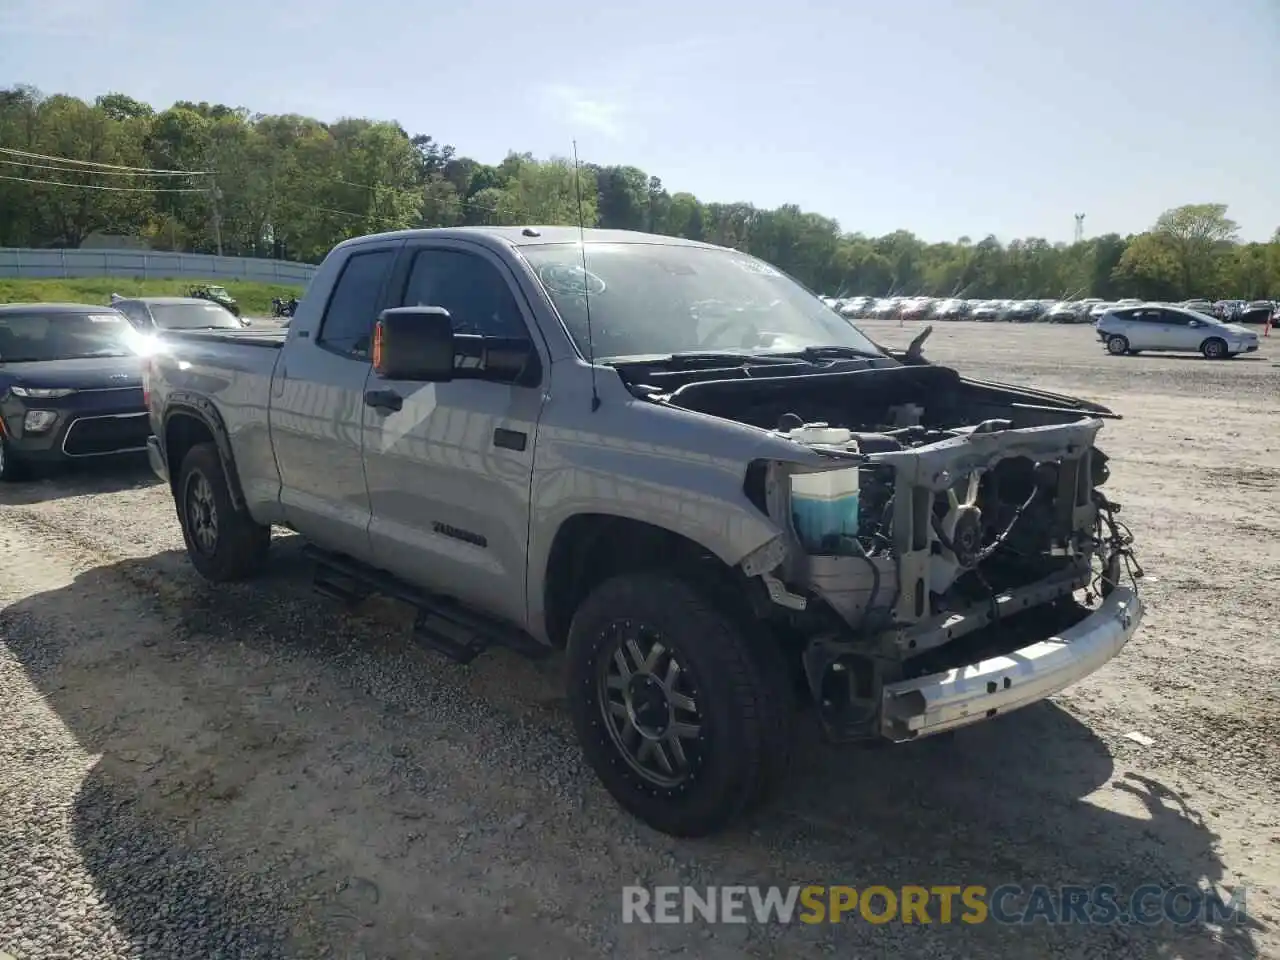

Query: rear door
left=361, top=240, right=547, bottom=627
left=270, top=243, right=399, bottom=560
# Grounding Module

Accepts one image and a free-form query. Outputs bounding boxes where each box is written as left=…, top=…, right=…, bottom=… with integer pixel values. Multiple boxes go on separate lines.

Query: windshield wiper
left=786, top=345, right=885, bottom=361
left=656, top=351, right=799, bottom=367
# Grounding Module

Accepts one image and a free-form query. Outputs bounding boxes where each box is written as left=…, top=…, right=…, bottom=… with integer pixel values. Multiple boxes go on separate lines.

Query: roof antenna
left=572, top=139, right=601, bottom=412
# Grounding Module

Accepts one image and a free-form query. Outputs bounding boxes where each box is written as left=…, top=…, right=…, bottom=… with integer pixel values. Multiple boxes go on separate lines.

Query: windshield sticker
left=538, top=262, right=607, bottom=297
left=88, top=314, right=123, bottom=323
left=730, top=258, right=782, bottom=278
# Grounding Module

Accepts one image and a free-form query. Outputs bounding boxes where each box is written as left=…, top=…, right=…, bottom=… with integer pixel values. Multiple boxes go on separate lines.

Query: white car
left=1095, top=305, right=1260, bottom=359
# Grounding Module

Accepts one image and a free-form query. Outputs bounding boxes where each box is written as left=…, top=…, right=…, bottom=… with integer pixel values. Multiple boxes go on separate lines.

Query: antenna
left=571, top=139, right=600, bottom=412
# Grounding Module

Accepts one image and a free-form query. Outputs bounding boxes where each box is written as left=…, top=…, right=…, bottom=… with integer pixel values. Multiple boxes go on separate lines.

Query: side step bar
left=302, top=544, right=549, bottom=665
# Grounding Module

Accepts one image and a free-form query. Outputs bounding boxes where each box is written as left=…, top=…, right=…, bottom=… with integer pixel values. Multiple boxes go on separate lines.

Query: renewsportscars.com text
left=621, top=884, right=1248, bottom=926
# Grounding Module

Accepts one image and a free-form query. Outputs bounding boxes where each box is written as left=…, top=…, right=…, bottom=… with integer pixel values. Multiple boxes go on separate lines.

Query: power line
left=0, top=145, right=208, bottom=176
left=0, top=173, right=209, bottom=193
left=0, top=156, right=202, bottom=178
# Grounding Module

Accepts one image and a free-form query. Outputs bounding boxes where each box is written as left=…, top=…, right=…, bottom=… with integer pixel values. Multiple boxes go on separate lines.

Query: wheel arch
left=539, top=513, right=758, bottom=649
left=161, top=394, right=247, bottom=510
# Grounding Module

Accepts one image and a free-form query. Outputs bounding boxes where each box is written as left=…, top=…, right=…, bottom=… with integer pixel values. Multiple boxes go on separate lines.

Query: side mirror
left=373, top=306, right=455, bottom=382
left=1187, top=319, right=1201, bottom=327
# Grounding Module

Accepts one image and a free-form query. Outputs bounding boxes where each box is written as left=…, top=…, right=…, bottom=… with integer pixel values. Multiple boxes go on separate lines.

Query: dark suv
left=0, top=303, right=148, bottom=480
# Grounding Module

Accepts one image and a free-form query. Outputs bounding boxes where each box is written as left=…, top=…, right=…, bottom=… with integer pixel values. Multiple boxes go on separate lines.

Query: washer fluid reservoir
left=786, top=424, right=860, bottom=553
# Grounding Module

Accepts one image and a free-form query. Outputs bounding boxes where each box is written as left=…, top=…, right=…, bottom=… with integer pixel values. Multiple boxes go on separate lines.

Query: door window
left=399, top=249, right=529, bottom=339
left=317, top=248, right=396, bottom=358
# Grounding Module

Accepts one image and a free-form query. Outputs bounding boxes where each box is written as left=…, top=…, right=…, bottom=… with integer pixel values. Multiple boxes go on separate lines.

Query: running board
left=302, top=544, right=549, bottom=665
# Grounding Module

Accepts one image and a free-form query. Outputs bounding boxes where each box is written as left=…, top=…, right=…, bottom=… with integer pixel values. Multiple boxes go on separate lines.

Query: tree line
left=1, top=85, right=1277, bottom=302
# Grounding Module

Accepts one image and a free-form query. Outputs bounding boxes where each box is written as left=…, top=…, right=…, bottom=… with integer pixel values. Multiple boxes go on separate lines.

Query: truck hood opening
left=618, top=361, right=1116, bottom=434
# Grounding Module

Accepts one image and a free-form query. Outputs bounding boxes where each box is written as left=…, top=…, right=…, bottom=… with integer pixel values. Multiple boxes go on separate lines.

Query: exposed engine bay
left=615, top=357, right=1143, bottom=741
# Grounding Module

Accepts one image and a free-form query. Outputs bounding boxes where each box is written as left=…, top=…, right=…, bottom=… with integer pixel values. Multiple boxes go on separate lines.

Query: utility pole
left=210, top=182, right=224, bottom=256
left=1073, top=213, right=1085, bottom=245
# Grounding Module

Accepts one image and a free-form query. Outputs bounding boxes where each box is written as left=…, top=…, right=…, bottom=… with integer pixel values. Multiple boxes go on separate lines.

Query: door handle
left=364, top=389, right=403, bottom=412
left=493, top=427, right=527, bottom=451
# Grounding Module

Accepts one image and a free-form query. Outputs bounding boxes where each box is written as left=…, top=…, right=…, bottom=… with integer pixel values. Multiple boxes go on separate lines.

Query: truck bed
left=149, top=326, right=287, bottom=509
left=161, top=327, right=287, bottom=347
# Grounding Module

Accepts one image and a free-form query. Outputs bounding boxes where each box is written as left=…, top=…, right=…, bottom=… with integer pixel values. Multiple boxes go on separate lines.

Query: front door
left=271, top=244, right=398, bottom=559
left=362, top=242, right=547, bottom=628
left=1155, top=309, right=1203, bottom=352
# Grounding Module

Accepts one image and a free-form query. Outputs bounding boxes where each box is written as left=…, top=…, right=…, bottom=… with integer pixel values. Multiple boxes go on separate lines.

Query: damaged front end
left=636, top=359, right=1145, bottom=743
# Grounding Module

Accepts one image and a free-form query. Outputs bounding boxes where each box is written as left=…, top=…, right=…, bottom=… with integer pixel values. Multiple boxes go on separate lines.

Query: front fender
left=524, top=384, right=828, bottom=639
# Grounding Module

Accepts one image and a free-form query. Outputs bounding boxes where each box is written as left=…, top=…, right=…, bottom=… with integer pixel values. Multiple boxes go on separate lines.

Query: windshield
left=149, top=302, right=241, bottom=330
left=520, top=243, right=884, bottom=360
left=0, top=311, right=133, bottom=361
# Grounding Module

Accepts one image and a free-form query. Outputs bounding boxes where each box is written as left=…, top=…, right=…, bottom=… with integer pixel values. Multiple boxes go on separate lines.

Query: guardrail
left=0, top=247, right=316, bottom=285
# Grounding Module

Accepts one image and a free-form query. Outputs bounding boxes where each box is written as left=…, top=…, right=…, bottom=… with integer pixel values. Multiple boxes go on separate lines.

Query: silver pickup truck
left=145, top=226, right=1144, bottom=837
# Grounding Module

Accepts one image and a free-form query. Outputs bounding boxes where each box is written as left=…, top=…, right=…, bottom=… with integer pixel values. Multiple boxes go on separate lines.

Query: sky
left=1, top=0, right=1277, bottom=244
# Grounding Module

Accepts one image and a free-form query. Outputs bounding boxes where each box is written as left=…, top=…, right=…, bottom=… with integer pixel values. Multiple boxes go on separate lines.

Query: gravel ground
left=0, top=320, right=1277, bottom=959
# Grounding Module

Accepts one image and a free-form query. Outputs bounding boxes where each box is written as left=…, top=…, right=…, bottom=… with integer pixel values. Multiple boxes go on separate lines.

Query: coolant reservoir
left=786, top=421, right=853, bottom=445
left=790, top=461, right=861, bottom=554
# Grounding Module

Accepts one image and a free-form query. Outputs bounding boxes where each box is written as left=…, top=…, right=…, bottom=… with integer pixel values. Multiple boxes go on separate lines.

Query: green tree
left=2, top=82, right=1278, bottom=304
left=1149, top=203, right=1240, bottom=298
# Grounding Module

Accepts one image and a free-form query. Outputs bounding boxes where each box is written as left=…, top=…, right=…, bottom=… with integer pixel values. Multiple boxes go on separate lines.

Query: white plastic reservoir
left=786, top=424, right=860, bottom=553
left=787, top=422, right=852, bottom=446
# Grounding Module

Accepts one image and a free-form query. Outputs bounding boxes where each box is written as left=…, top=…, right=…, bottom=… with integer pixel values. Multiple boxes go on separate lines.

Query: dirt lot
left=1, top=320, right=1277, bottom=960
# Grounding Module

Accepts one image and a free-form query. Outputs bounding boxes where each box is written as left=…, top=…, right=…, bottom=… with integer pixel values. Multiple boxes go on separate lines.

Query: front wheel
left=1201, top=337, right=1228, bottom=360
left=176, top=442, right=270, bottom=582
left=1106, top=335, right=1130, bottom=356
left=0, top=435, right=26, bottom=482
left=566, top=572, right=792, bottom=837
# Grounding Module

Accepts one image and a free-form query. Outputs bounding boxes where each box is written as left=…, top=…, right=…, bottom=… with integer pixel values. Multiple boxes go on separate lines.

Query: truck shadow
left=0, top=453, right=158, bottom=505
left=0, top=548, right=1259, bottom=960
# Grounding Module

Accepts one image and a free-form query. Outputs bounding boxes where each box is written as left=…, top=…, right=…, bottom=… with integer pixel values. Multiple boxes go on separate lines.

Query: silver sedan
left=1095, top=305, right=1260, bottom=359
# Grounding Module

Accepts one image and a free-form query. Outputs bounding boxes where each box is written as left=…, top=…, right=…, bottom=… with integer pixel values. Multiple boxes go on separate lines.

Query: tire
left=566, top=572, right=793, bottom=837
left=0, top=434, right=26, bottom=482
left=1106, top=335, right=1129, bottom=356
left=1201, top=337, right=1228, bottom=360
left=176, top=442, right=270, bottom=582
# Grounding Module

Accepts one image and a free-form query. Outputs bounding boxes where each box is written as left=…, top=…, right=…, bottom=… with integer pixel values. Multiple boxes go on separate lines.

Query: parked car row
left=823, top=296, right=1106, bottom=324
left=824, top=295, right=1278, bottom=326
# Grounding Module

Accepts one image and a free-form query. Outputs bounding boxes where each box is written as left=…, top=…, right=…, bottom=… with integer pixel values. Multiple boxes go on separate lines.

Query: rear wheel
left=1106, top=335, right=1130, bottom=356
left=1201, top=337, right=1228, bottom=359
left=566, top=572, right=792, bottom=837
left=176, top=442, right=270, bottom=581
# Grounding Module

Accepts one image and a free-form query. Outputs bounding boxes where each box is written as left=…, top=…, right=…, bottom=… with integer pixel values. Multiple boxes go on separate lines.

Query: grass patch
left=0, top=278, right=305, bottom=317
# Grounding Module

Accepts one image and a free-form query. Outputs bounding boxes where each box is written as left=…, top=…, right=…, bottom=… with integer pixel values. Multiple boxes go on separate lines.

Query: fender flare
left=161, top=392, right=248, bottom=511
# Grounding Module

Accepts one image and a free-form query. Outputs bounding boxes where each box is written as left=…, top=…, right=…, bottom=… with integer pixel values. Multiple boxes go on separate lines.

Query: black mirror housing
left=374, top=306, right=455, bottom=381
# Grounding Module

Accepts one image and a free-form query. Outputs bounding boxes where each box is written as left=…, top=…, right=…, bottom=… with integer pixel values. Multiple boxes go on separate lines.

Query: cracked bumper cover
left=880, top=584, right=1143, bottom=740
